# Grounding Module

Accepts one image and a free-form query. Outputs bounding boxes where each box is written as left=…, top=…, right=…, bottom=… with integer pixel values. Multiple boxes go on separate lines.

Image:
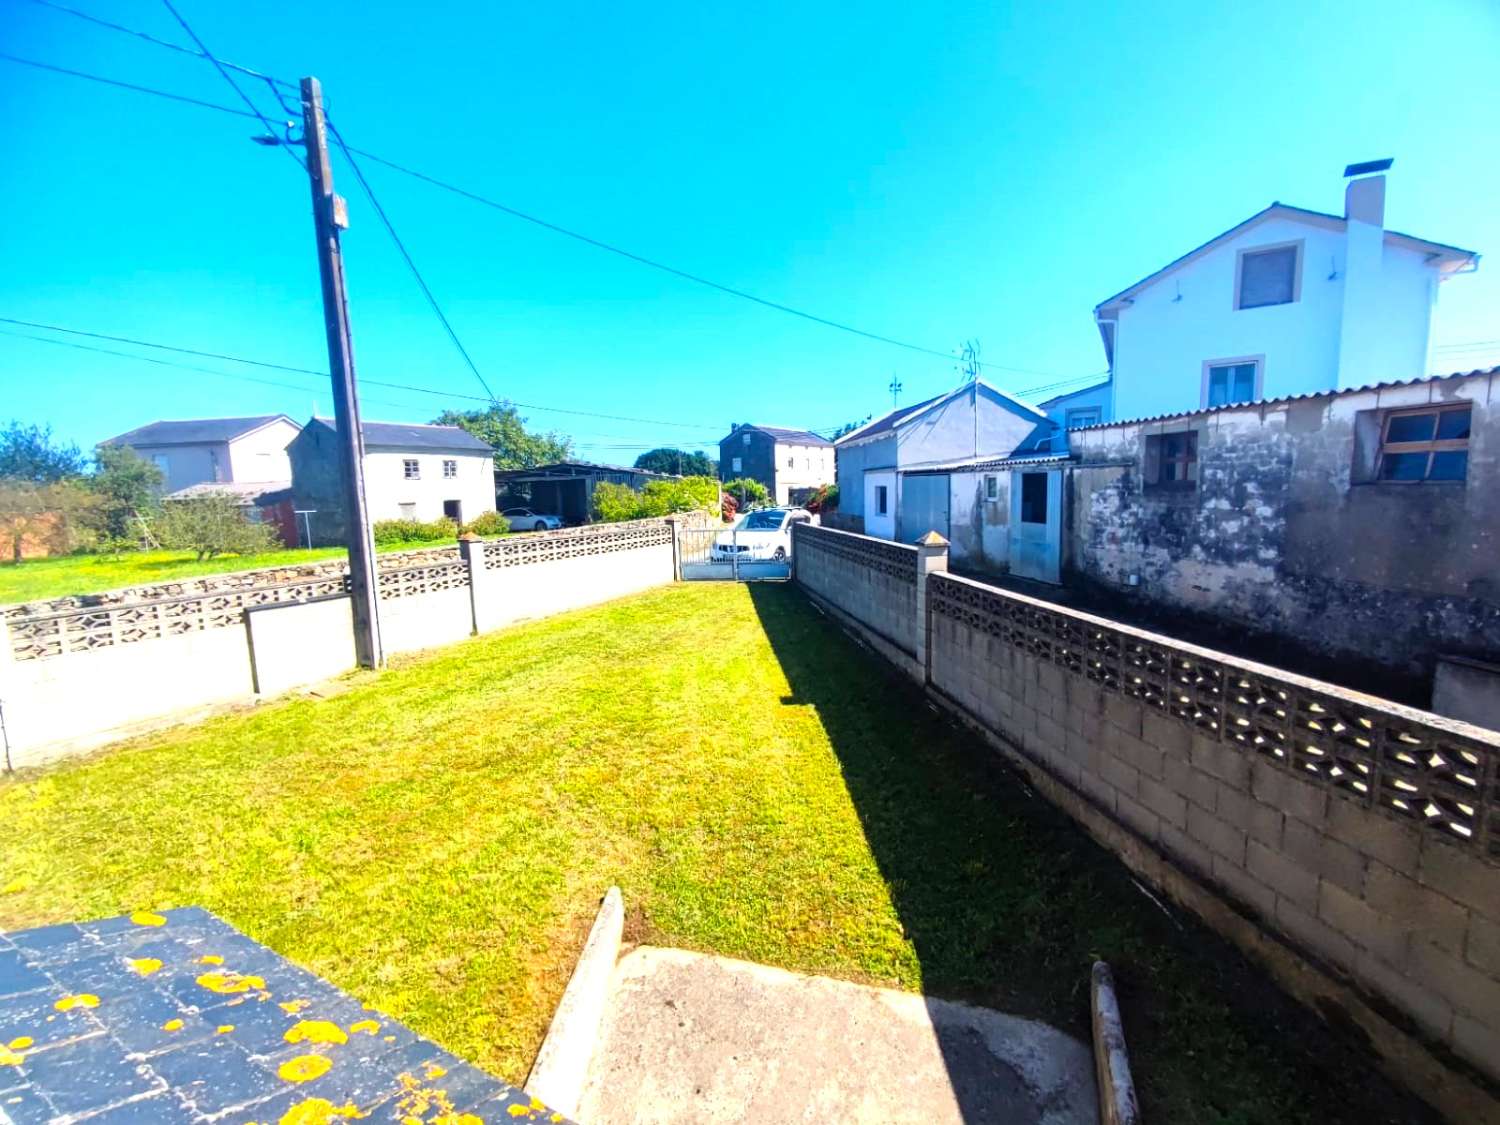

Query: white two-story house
left=104, top=415, right=302, bottom=493
left=1043, top=161, right=1478, bottom=427
left=287, top=418, right=496, bottom=545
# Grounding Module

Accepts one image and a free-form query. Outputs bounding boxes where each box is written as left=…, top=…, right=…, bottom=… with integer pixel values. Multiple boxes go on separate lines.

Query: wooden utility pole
left=300, top=76, right=382, bottom=668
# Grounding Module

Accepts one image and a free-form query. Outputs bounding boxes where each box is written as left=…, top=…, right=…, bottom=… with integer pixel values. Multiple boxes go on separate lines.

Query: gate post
left=458, top=535, right=485, bottom=635
left=914, top=531, right=949, bottom=684
left=666, top=517, right=682, bottom=582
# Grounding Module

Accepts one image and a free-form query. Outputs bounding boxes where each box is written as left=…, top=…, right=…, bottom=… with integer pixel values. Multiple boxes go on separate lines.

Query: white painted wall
left=1109, top=217, right=1444, bottom=421
left=894, top=385, right=1043, bottom=470
left=863, top=471, right=896, bottom=539
left=773, top=442, right=835, bottom=505
left=363, top=448, right=495, bottom=524
left=132, top=442, right=229, bottom=493
left=227, top=419, right=300, bottom=482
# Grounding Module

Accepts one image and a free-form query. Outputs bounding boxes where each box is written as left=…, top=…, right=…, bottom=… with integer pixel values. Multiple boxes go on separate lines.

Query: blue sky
left=3, top=0, right=1498, bottom=462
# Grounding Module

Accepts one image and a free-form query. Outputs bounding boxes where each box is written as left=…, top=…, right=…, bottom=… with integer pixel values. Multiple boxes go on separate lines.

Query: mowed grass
left=0, top=583, right=1436, bottom=1123
left=0, top=541, right=458, bottom=604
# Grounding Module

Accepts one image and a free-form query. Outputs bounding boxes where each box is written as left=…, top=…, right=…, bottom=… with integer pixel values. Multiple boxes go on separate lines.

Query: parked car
left=710, top=507, right=813, bottom=563
left=501, top=507, right=563, bottom=532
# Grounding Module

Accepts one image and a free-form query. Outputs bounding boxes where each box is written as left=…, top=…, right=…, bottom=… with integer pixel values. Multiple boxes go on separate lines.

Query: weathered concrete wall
left=792, top=524, right=919, bottom=678
left=1066, top=371, right=1500, bottom=688
left=946, top=470, right=1010, bottom=576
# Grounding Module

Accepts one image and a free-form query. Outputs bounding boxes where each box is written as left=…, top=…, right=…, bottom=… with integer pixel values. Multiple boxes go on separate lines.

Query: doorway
left=443, top=500, right=463, bottom=524
left=1008, top=469, right=1061, bottom=584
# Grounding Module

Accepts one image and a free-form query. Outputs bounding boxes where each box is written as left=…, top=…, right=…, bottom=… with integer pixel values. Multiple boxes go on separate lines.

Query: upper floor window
left=442, top=459, right=457, bottom=478
left=1204, top=359, right=1260, bottom=408
left=1378, top=405, right=1471, bottom=483
left=1065, top=407, right=1101, bottom=429
left=403, top=458, right=420, bottom=479
left=1144, top=431, right=1198, bottom=490
left=1236, top=243, right=1300, bottom=309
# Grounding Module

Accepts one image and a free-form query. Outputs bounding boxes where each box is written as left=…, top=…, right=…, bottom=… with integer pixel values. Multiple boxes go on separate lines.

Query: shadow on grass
left=746, top=582, right=1442, bottom=1125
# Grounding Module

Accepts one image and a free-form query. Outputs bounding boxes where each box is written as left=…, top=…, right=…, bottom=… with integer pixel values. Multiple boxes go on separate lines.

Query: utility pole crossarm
left=300, top=76, right=382, bottom=668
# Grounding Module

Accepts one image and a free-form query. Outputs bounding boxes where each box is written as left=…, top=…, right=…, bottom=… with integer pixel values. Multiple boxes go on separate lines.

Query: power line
left=0, top=50, right=260, bottom=119
left=326, top=121, right=497, bottom=401
left=1, top=43, right=1103, bottom=385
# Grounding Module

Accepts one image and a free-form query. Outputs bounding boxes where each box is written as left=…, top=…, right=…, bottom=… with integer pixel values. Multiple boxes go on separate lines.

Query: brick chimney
left=1336, top=159, right=1392, bottom=389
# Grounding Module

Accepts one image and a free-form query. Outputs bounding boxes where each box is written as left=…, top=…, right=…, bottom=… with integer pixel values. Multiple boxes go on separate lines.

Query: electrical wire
left=0, top=41, right=1104, bottom=386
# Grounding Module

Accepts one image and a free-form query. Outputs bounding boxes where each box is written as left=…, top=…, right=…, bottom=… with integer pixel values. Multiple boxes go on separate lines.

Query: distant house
left=163, top=481, right=297, bottom=547
left=287, top=418, right=495, bottom=545
left=104, top=415, right=301, bottom=493
left=1047, top=162, right=1479, bottom=427
left=494, top=461, right=674, bottom=525
left=719, top=425, right=834, bottom=507
left=833, top=381, right=1053, bottom=548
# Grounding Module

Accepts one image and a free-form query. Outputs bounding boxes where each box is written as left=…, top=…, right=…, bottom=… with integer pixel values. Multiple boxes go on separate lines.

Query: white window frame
left=403, top=458, right=421, bottom=480
left=731, top=456, right=742, bottom=473
left=984, top=474, right=998, bottom=501
left=1233, top=240, right=1303, bottom=310
left=875, top=485, right=888, bottom=515
left=398, top=502, right=417, bottom=519
left=442, top=459, right=458, bottom=479
left=1065, top=407, right=1101, bottom=429
left=1200, top=355, right=1264, bottom=409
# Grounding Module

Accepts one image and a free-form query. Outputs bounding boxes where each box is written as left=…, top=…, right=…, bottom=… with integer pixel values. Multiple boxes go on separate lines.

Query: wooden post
left=300, top=76, right=382, bottom=668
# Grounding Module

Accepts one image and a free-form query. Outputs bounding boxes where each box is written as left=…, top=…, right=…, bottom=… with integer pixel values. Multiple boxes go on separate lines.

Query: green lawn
left=0, top=583, right=1435, bottom=1123
left=0, top=541, right=457, bottom=604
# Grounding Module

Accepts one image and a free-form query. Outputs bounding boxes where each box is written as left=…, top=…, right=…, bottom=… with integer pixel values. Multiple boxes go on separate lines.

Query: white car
left=501, top=507, right=563, bottom=532
left=710, top=507, right=813, bottom=563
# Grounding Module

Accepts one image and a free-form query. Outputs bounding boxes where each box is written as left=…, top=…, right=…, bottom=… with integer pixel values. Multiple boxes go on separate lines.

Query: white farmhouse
left=104, top=415, right=302, bottom=493
left=1044, top=161, right=1479, bottom=426
left=287, top=418, right=495, bottom=545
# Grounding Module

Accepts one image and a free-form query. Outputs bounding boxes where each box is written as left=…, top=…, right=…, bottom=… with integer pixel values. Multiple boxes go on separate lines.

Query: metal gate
left=678, top=522, right=793, bottom=581
left=899, top=473, right=950, bottom=543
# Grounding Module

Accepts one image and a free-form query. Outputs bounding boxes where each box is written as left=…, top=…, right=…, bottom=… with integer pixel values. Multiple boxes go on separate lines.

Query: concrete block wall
left=792, top=524, right=919, bottom=673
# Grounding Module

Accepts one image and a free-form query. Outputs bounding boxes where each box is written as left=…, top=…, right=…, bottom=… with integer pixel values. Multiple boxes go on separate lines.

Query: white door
left=864, top=471, right=896, bottom=540
left=1008, top=469, right=1061, bottom=583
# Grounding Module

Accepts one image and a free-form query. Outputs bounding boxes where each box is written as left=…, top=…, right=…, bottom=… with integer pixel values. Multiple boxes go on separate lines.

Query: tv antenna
left=888, top=373, right=903, bottom=408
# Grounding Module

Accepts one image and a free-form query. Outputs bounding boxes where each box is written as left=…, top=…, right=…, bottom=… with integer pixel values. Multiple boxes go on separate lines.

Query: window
left=1204, top=360, right=1260, bottom=408
left=1144, top=431, right=1198, bottom=489
left=399, top=502, right=417, bottom=519
left=787, top=455, right=795, bottom=468
left=1377, top=405, right=1471, bottom=483
left=1066, top=407, right=1101, bottom=429
left=403, top=458, right=420, bottom=480
left=443, top=459, right=457, bottom=478
left=742, top=433, right=751, bottom=447
left=984, top=474, right=998, bottom=501
left=1019, top=473, right=1048, bottom=524
left=1236, top=243, right=1300, bottom=309
left=731, top=456, right=743, bottom=473
left=875, top=485, right=888, bottom=515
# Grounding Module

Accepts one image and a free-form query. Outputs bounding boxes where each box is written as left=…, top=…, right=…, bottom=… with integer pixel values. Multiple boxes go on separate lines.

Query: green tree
left=633, top=448, right=716, bottom=476
left=154, top=493, right=279, bottom=561
left=0, top=420, right=86, bottom=483
left=721, top=477, right=770, bottom=508
left=829, top=418, right=870, bottom=441
left=434, top=404, right=573, bottom=471
left=87, top=444, right=165, bottom=544
left=591, top=475, right=719, bottom=523
left=0, top=480, right=97, bottom=562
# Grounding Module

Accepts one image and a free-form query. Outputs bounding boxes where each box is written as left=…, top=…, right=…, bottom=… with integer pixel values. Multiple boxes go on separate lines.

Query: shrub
left=592, top=475, right=720, bottom=523
left=154, top=493, right=280, bottom=560
left=372, top=517, right=458, bottom=546
left=804, top=483, right=839, bottom=514
left=721, top=477, right=770, bottom=509
left=461, top=510, right=510, bottom=537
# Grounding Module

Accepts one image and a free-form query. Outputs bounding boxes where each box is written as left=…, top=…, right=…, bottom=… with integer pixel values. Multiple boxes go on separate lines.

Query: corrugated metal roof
left=310, top=417, right=493, bottom=452
left=165, top=481, right=292, bottom=503
left=1066, top=367, right=1499, bottom=433
left=832, top=392, right=947, bottom=444
left=903, top=452, right=1073, bottom=475
left=106, top=415, right=295, bottom=446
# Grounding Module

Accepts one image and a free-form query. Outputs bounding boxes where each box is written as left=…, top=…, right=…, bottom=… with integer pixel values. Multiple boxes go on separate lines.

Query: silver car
left=501, top=507, right=564, bottom=532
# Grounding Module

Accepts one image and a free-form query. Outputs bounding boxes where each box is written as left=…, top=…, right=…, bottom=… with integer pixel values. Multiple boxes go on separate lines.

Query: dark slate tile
left=7, top=922, right=89, bottom=962
left=0, top=1082, right=57, bottom=1125
left=147, top=1035, right=284, bottom=1118
left=19, top=1031, right=164, bottom=1118
left=464, top=1087, right=569, bottom=1123
left=0, top=949, right=51, bottom=999
left=0, top=990, right=106, bottom=1052
left=94, top=985, right=215, bottom=1059
left=75, top=1090, right=203, bottom=1124
left=274, top=1038, right=449, bottom=1119
left=43, top=952, right=149, bottom=1004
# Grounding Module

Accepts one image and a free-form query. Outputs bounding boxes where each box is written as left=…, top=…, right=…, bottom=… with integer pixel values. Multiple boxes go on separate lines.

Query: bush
left=154, top=493, right=280, bottom=560
left=804, top=483, right=839, bottom=514
left=721, top=477, right=770, bottom=509
left=371, top=517, right=458, bottom=546
left=592, top=475, right=720, bottom=523
left=461, top=510, right=510, bottom=537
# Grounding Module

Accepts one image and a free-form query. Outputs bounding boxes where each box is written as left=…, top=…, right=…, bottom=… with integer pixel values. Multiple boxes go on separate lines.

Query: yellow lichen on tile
left=348, top=1019, right=380, bottom=1036
left=285, top=1020, right=348, bottom=1046
left=279, top=999, right=310, bottom=1014
left=127, top=957, right=163, bottom=977
left=54, top=994, right=100, bottom=1011
left=130, top=911, right=167, bottom=927
left=278, top=1054, right=333, bottom=1083
left=0, top=1048, right=23, bottom=1067
left=162, top=1018, right=184, bottom=1032
left=198, top=954, right=224, bottom=965
left=277, top=1096, right=364, bottom=1123
left=196, top=971, right=266, bottom=994
left=424, top=1063, right=447, bottom=1080
left=216, top=1025, right=235, bottom=1035
left=7, top=1037, right=33, bottom=1051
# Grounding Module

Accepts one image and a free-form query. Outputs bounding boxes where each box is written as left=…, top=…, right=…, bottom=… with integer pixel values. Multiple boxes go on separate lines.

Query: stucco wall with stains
left=1065, top=371, right=1500, bottom=686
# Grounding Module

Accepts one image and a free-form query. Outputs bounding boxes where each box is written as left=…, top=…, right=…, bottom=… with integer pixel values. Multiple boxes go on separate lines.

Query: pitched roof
left=722, top=424, right=834, bottom=447
left=835, top=380, right=1048, bottom=446
left=106, top=415, right=296, bottom=447
left=1067, top=366, right=1499, bottom=433
left=308, top=417, right=493, bottom=452
left=1094, top=202, right=1478, bottom=315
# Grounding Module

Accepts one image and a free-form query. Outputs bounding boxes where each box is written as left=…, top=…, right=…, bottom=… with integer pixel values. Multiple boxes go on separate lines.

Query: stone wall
left=1066, top=370, right=1500, bottom=687
left=792, top=525, right=1500, bottom=1121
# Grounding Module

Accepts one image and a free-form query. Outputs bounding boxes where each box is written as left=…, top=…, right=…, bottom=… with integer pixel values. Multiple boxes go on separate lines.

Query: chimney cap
left=1344, top=158, right=1393, bottom=178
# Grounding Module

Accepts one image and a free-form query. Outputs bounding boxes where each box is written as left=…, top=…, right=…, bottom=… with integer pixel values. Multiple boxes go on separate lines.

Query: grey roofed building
left=719, top=423, right=836, bottom=508
left=102, top=414, right=303, bottom=495
left=342, top=418, right=494, bottom=452
left=104, top=415, right=296, bottom=447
